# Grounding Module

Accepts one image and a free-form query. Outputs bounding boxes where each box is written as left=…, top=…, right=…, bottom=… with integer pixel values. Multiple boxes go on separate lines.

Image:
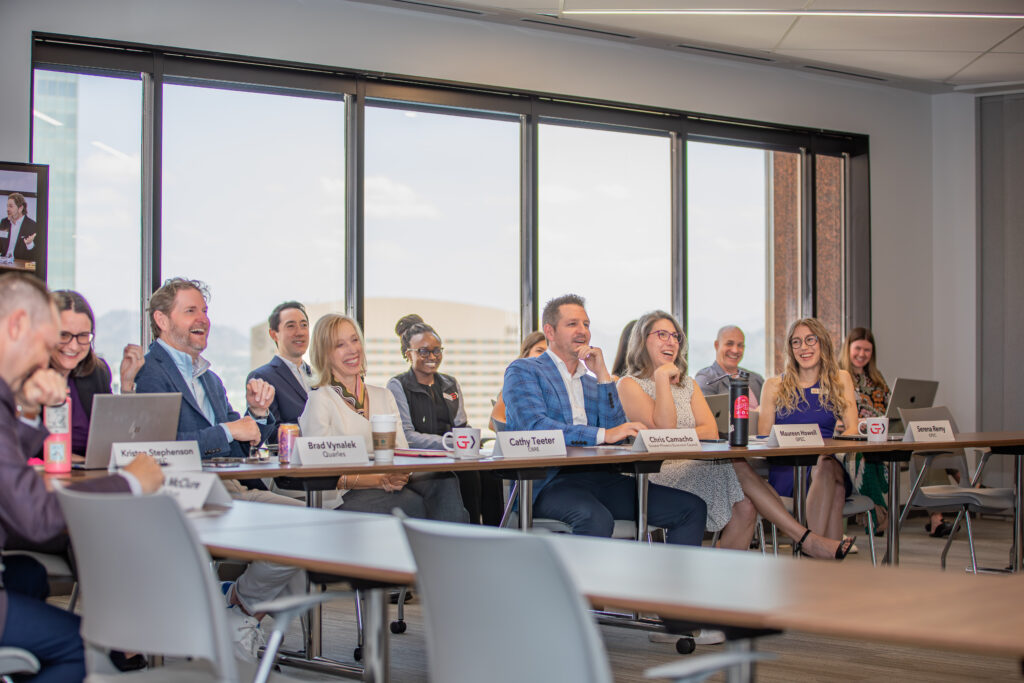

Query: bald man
left=694, top=325, right=765, bottom=407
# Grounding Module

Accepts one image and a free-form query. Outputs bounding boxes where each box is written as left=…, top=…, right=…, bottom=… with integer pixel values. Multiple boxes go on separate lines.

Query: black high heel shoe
left=793, top=530, right=856, bottom=561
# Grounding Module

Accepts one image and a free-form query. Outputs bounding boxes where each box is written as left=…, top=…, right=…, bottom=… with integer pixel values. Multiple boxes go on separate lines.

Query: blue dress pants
left=534, top=470, right=708, bottom=546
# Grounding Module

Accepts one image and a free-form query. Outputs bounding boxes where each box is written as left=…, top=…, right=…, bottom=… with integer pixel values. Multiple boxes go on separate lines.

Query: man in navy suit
left=503, top=294, right=706, bottom=545
left=247, top=301, right=312, bottom=430
left=0, top=272, right=164, bottom=680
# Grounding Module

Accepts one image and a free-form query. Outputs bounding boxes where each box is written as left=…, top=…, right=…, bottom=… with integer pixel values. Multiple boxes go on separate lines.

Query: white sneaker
left=227, top=609, right=266, bottom=662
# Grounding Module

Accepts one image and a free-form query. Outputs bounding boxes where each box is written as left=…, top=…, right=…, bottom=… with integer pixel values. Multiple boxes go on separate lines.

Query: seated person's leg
left=643, top=482, right=708, bottom=547
left=454, top=471, right=482, bottom=524
left=533, top=472, right=615, bottom=537
left=407, top=472, right=470, bottom=524
left=338, top=488, right=428, bottom=519
left=1, top=591, right=85, bottom=683
left=2, top=553, right=49, bottom=600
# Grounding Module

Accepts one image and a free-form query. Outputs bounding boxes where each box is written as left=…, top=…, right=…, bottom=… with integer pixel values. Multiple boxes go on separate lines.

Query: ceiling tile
left=779, top=16, right=1024, bottom=51
left=775, top=49, right=980, bottom=81
left=992, top=26, right=1024, bottom=51
left=948, top=52, right=1024, bottom=84
left=557, top=15, right=796, bottom=49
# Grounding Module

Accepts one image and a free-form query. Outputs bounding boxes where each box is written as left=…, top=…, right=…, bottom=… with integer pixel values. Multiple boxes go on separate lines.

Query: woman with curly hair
left=759, top=318, right=859, bottom=543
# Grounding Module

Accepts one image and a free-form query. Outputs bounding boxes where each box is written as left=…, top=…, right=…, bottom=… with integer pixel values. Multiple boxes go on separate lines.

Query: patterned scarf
left=331, top=375, right=367, bottom=417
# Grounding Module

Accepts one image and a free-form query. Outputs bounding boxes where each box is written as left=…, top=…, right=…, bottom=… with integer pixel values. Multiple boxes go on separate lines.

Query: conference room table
left=191, top=500, right=1024, bottom=683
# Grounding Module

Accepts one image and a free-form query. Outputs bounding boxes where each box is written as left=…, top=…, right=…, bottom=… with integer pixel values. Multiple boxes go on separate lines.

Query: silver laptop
left=885, top=378, right=939, bottom=434
left=706, top=393, right=729, bottom=436
left=75, top=393, right=182, bottom=469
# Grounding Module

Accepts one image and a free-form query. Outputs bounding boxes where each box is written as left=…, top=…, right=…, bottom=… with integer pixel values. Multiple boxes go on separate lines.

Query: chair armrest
left=249, top=589, right=346, bottom=618
left=645, top=651, right=776, bottom=681
left=0, top=647, right=41, bottom=675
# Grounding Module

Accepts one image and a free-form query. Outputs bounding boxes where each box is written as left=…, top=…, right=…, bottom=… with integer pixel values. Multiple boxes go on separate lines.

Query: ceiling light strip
left=561, top=9, right=1024, bottom=19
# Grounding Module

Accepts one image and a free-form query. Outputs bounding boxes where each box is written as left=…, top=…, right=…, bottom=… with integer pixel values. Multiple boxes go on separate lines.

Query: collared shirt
left=694, top=360, right=764, bottom=409
left=545, top=348, right=606, bottom=444
left=277, top=353, right=313, bottom=394
left=157, top=338, right=235, bottom=443
left=3, top=215, right=24, bottom=259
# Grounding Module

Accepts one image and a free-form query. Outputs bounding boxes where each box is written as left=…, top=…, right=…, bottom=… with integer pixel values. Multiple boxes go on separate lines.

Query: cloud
left=364, top=176, right=440, bottom=219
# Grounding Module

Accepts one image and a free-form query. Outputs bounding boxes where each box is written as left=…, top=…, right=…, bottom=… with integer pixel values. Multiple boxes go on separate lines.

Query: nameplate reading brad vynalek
left=162, top=471, right=233, bottom=511
left=109, top=440, right=201, bottom=472
left=632, top=429, right=702, bottom=453
left=491, top=430, right=567, bottom=458
left=292, top=436, right=370, bottom=466
left=903, top=420, right=954, bottom=443
left=760, top=424, right=824, bottom=448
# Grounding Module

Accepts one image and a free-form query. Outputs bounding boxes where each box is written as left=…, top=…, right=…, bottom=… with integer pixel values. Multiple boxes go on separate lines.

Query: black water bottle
left=728, top=371, right=750, bottom=447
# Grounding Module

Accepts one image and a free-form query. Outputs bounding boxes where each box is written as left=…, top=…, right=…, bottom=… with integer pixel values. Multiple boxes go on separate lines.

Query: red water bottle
left=728, top=372, right=750, bottom=447
left=43, top=397, right=72, bottom=474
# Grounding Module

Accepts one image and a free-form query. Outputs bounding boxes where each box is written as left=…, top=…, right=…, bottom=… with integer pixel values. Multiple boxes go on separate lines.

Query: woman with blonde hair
left=299, top=313, right=468, bottom=521
left=618, top=311, right=852, bottom=559
left=760, top=318, right=859, bottom=544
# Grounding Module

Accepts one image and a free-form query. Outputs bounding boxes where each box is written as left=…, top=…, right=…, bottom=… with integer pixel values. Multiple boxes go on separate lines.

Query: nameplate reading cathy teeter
left=292, top=436, right=370, bottom=466
left=491, top=430, right=567, bottom=458
left=632, top=429, right=702, bottom=453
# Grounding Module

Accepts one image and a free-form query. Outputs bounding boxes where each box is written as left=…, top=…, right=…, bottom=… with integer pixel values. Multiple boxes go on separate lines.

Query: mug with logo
left=442, top=427, right=481, bottom=459
left=858, top=416, right=890, bottom=442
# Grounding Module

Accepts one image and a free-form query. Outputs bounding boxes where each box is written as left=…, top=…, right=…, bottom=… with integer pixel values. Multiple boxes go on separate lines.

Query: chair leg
left=498, top=481, right=519, bottom=529
left=964, top=512, right=979, bottom=574
left=710, top=529, right=721, bottom=548
left=756, top=519, right=766, bottom=557
left=940, top=509, right=966, bottom=570
left=771, top=523, right=778, bottom=556
left=866, top=512, right=877, bottom=567
left=725, top=639, right=757, bottom=683
left=355, top=589, right=364, bottom=649
left=68, top=582, right=80, bottom=611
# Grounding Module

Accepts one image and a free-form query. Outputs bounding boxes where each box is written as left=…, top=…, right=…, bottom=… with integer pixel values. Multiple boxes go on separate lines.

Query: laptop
left=705, top=393, right=729, bottom=436
left=833, top=378, right=939, bottom=441
left=74, top=393, right=182, bottom=469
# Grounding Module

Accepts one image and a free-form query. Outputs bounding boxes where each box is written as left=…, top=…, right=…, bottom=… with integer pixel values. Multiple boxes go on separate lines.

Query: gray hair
left=0, top=272, right=53, bottom=324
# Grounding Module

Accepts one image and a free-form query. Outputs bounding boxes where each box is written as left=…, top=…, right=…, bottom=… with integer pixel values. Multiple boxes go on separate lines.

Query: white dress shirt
left=3, top=215, right=24, bottom=259
left=277, top=353, right=313, bottom=394
left=545, top=348, right=607, bottom=444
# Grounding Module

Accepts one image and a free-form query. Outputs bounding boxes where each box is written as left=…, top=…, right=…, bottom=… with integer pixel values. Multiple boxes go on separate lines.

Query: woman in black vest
left=386, top=314, right=502, bottom=525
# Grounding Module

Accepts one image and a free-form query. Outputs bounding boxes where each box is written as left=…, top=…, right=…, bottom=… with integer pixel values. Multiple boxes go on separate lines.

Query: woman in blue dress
left=759, top=317, right=859, bottom=546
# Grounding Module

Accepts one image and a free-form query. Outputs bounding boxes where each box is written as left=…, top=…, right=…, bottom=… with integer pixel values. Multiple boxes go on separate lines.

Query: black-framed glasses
left=648, top=330, right=682, bottom=344
left=790, top=334, right=819, bottom=349
left=59, top=331, right=94, bottom=346
left=414, top=347, right=444, bottom=358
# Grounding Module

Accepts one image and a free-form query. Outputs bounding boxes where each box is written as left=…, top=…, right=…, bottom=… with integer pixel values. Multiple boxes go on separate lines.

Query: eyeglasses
left=59, top=331, right=94, bottom=346
left=648, top=330, right=682, bottom=344
left=789, top=334, right=819, bottom=349
left=414, top=347, right=444, bottom=358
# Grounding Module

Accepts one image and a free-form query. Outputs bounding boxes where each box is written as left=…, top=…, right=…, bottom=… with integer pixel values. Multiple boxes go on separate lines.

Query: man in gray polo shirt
left=694, top=325, right=765, bottom=407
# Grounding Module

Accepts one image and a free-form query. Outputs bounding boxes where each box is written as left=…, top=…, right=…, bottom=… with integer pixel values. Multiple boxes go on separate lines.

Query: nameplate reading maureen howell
left=162, top=471, right=232, bottom=511
left=903, top=420, right=954, bottom=443
left=632, top=429, right=702, bottom=453
left=491, top=430, right=567, bottom=458
left=292, top=436, right=370, bottom=466
left=109, top=441, right=201, bottom=472
left=760, top=424, right=824, bottom=448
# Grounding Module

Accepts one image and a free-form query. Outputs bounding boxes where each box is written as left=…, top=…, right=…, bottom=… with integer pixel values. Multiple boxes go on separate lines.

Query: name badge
left=632, top=429, right=702, bottom=453
left=162, top=471, right=232, bottom=511
left=109, top=441, right=201, bottom=472
left=293, top=436, right=370, bottom=466
left=903, top=420, right=954, bottom=442
left=491, top=430, right=566, bottom=458
left=0, top=230, right=8, bottom=238
left=761, top=424, right=824, bottom=447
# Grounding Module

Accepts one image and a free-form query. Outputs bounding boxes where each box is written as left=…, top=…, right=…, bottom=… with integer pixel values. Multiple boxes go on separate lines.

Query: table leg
left=1015, top=452, right=1022, bottom=573
left=636, top=472, right=649, bottom=543
left=793, top=465, right=807, bottom=556
left=519, top=478, right=533, bottom=531
left=886, top=460, right=900, bottom=566
left=305, top=490, right=324, bottom=509
left=725, top=639, right=755, bottom=683
left=305, top=488, right=324, bottom=659
left=362, top=588, right=390, bottom=683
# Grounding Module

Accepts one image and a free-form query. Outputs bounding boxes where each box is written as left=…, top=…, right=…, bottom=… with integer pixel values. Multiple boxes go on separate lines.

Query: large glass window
left=161, top=84, right=345, bottom=408
left=538, top=124, right=671, bottom=361
left=362, top=107, right=520, bottom=432
left=32, top=70, right=143, bottom=390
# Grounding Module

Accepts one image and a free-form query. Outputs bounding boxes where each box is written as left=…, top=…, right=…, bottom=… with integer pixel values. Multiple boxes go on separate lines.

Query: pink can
left=278, top=424, right=299, bottom=464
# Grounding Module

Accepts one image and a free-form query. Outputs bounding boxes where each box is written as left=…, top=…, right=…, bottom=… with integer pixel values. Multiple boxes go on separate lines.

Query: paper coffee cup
left=370, top=414, right=398, bottom=463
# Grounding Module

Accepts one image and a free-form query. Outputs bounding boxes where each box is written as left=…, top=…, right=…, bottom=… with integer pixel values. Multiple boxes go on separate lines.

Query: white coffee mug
left=858, top=416, right=889, bottom=442
left=370, top=414, right=398, bottom=463
left=442, top=427, right=482, bottom=459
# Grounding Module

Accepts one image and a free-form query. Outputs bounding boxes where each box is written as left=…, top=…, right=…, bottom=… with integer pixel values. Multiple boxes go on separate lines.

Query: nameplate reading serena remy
left=109, top=441, right=201, bottom=473
left=292, top=437, right=370, bottom=466
left=491, top=430, right=567, bottom=458
left=903, top=420, right=954, bottom=443
left=632, top=429, right=702, bottom=453
left=760, top=424, right=824, bottom=448
left=162, top=471, right=233, bottom=511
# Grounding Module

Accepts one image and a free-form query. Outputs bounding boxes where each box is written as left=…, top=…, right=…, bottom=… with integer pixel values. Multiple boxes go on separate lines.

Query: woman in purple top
left=759, top=317, right=859, bottom=546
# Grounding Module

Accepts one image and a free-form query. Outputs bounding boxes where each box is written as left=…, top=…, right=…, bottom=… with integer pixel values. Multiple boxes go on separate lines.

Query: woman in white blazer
left=299, top=313, right=468, bottom=522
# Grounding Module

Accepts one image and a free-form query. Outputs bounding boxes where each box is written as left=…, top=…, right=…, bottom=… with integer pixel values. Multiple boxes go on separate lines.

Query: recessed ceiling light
left=561, top=9, right=1024, bottom=19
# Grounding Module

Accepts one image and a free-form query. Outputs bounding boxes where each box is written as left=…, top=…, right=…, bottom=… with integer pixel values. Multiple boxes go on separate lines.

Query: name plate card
left=293, top=437, right=370, bottom=466
left=632, top=429, right=702, bottom=453
left=761, top=424, right=824, bottom=448
left=109, top=441, right=201, bottom=473
left=903, top=420, right=954, bottom=442
left=162, top=471, right=232, bottom=511
left=491, top=430, right=566, bottom=458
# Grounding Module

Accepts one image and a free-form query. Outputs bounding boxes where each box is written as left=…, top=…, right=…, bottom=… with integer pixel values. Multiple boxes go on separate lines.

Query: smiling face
left=544, top=303, right=591, bottom=361
left=51, top=309, right=93, bottom=374
left=156, top=287, right=210, bottom=359
left=645, top=317, right=680, bottom=368
left=848, top=339, right=873, bottom=371
left=270, top=307, right=309, bottom=362
left=714, top=327, right=745, bottom=374
left=329, top=320, right=364, bottom=384
left=407, top=331, right=443, bottom=378
left=789, top=323, right=821, bottom=371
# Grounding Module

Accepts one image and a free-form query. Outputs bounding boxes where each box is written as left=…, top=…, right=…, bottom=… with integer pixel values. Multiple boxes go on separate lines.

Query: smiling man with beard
left=502, top=294, right=707, bottom=545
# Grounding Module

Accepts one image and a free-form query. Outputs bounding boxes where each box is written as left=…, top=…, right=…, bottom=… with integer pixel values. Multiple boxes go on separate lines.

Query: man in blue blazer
left=503, top=294, right=706, bottom=545
left=247, top=300, right=312, bottom=430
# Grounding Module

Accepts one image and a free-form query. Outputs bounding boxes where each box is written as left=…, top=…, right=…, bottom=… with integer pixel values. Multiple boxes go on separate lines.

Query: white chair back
left=55, top=489, right=238, bottom=681
left=899, top=406, right=969, bottom=482
left=401, top=519, right=612, bottom=683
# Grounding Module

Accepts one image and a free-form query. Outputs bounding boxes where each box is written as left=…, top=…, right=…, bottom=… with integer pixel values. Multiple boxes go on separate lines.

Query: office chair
left=0, top=647, right=39, bottom=682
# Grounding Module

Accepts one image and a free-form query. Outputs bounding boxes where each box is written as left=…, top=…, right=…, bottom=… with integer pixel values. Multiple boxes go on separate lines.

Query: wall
left=0, top=0, right=957, bottom=396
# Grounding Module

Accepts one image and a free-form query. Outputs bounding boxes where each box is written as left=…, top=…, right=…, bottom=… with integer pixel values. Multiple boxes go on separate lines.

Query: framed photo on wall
left=0, top=161, right=49, bottom=281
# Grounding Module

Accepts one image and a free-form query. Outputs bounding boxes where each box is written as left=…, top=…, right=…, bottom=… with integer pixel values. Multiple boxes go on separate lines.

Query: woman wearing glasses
left=760, top=317, right=859, bottom=547
left=618, top=311, right=851, bottom=559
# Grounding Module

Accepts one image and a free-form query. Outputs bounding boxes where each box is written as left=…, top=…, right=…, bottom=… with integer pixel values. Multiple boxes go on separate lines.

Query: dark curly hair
left=395, top=314, right=441, bottom=359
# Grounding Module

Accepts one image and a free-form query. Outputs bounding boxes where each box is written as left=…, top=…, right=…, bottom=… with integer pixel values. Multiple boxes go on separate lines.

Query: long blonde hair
left=625, top=310, right=688, bottom=379
left=839, top=327, right=888, bottom=391
left=309, top=313, right=367, bottom=388
left=775, top=317, right=847, bottom=418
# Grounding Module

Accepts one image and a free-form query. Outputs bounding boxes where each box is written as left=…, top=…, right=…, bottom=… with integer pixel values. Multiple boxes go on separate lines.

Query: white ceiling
left=367, top=0, right=1024, bottom=93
